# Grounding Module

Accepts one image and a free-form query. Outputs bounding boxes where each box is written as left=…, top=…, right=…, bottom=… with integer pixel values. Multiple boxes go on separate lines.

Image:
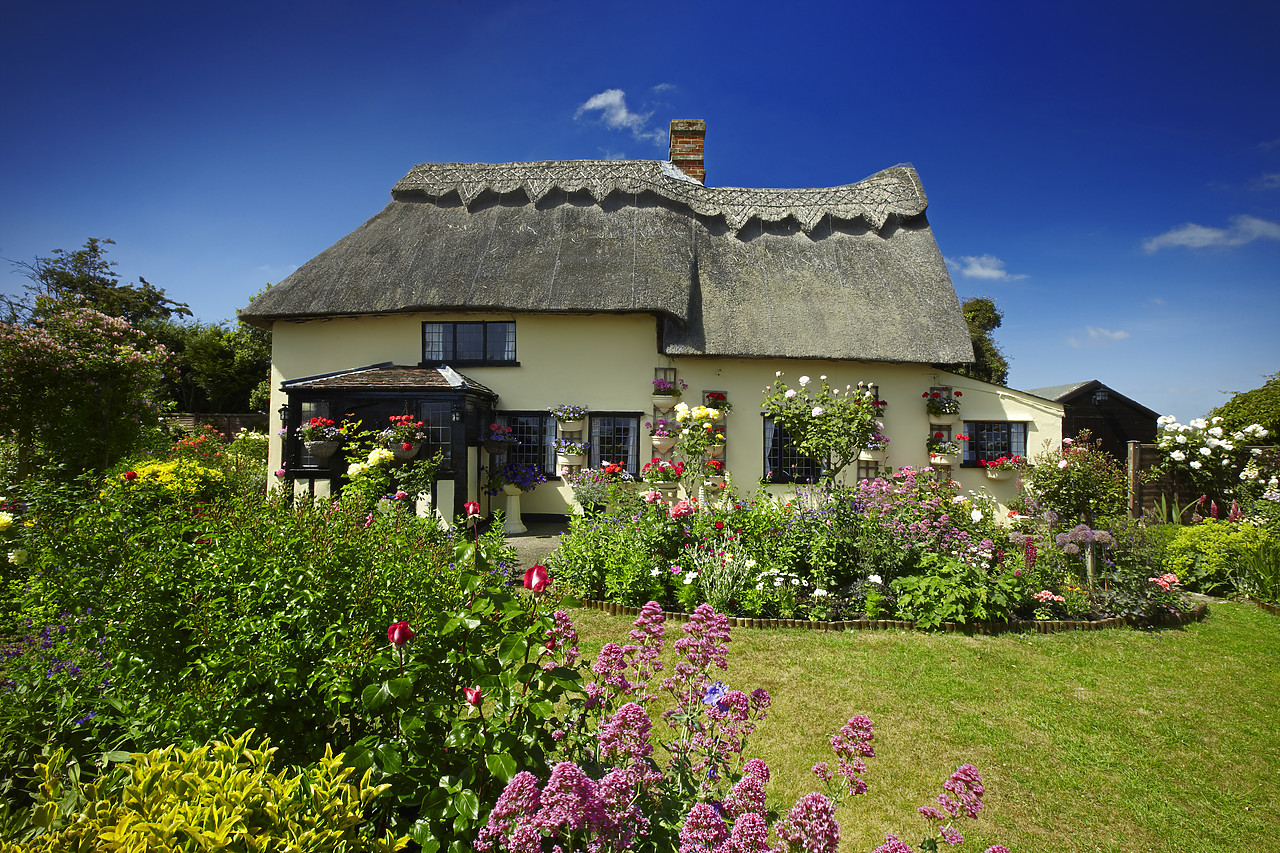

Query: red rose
left=123, top=471, right=137, bottom=481
left=922, top=392, right=930, bottom=399
left=463, top=686, right=483, bottom=706
left=524, top=563, right=550, bottom=593
left=464, top=501, right=481, bottom=517
left=387, top=621, right=415, bottom=646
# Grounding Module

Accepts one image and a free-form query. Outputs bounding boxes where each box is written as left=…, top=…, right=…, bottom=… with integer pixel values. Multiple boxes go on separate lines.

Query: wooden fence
left=1127, top=441, right=1274, bottom=520
left=161, top=413, right=269, bottom=435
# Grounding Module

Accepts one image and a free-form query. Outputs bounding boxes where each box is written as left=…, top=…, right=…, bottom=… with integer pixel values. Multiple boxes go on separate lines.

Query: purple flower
left=773, top=792, right=840, bottom=853
left=679, top=802, right=728, bottom=853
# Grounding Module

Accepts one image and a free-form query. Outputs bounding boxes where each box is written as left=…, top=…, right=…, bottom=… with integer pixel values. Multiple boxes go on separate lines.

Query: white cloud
left=1066, top=326, right=1131, bottom=349
left=651, top=82, right=677, bottom=93
left=575, top=89, right=665, bottom=144
left=1143, top=214, right=1280, bottom=252
left=1257, top=173, right=1280, bottom=190
left=945, top=254, right=1027, bottom=281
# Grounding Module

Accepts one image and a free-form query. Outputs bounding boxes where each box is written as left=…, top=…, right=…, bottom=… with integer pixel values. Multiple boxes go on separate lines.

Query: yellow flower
left=0, top=512, right=12, bottom=532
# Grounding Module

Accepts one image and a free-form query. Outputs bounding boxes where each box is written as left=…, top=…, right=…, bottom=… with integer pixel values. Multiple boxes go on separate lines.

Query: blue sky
left=3, top=0, right=1278, bottom=421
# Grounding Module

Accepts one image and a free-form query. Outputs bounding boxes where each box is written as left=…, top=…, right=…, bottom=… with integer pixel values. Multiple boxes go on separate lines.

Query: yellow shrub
left=3, top=732, right=406, bottom=852
left=100, top=460, right=229, bottom=507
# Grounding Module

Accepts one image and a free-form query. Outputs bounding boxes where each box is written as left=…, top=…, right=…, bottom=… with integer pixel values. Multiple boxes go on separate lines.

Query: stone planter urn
left=651, top=394, right=678, bottom=412
left=652, top=435, right=676, bottom=452
left=304, top=440, right=340, bottom=459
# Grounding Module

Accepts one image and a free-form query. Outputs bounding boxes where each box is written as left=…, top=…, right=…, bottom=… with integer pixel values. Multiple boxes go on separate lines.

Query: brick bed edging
left=1255, top=598, right=1280, bottom=617
left=576, top=598, right=1209, bottom=634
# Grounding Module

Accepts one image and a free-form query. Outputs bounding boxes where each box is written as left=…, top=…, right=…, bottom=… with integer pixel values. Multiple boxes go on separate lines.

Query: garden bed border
left=576, top=598, right=1209, bottom=634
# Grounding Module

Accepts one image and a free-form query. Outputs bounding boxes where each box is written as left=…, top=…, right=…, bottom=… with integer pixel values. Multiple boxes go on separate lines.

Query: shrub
left=0, top=732, right=406, bottom=851
left=98, top=459, right=229, bottom=508
left=1164, top=519, right=1269, bottom=594
left=1013, top=431, right=1126, bottom=525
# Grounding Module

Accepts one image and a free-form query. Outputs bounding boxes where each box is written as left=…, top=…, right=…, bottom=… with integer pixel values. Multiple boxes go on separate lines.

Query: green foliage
left=946, top=296, right=1010, bottom=386
left=1240, top=536, right=1280, bottom=604
left=891, top=552, right=1022, bottom=629
left=148, top=319, right=272, bottom=413
left=1, top=733, right=405, bottom=852
left=1210, top=370, right=1280, bottom=438
left=1165, top=519, right=1268, bottom=594
left=0, top=300, right=171, bottom=477
left=761, top=373, right=880, bottom=483
left=1013, top=431, right=1126, bottom=524
left=352, top=539, right=583, bottom=852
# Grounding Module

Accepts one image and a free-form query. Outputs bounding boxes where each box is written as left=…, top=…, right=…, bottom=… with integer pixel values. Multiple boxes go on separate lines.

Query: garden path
left=506, top=519, right=565, bottom=571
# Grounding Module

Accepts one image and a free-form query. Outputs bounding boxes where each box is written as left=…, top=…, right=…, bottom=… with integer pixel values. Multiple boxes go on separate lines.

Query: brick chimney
left=668, top=119, right=706, bottom=184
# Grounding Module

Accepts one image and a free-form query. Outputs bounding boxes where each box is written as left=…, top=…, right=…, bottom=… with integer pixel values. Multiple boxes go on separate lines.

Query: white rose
left=811, top=406, right=824, bottom=417
left=799, top=376, right=810, bottom=386
left=784, top=389, right=797, bottom=398
left=1190, top=460, right=1202, bottom=469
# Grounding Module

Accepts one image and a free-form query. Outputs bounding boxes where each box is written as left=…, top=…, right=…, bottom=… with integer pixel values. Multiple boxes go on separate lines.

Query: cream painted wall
left=265, top=312, right=1062, bottom=517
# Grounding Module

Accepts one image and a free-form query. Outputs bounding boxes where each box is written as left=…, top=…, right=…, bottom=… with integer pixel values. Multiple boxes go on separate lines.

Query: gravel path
left=506, top=519, right=566, bottom=571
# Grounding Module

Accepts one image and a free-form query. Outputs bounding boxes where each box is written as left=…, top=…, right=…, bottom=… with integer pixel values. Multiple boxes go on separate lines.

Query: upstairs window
left=422, top=321, right=516, bottom=365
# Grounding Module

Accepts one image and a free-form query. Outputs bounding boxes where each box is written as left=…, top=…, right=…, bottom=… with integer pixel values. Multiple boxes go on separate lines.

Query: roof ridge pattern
left=391, top=160, right=927, bottom=233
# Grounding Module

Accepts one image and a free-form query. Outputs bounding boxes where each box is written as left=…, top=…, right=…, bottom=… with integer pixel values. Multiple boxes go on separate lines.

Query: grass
left=568, top=600, right=1280, bottom=853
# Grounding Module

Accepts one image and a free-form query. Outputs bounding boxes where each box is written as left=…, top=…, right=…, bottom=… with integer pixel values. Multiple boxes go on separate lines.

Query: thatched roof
left=241, top=160, right=973, bottom=364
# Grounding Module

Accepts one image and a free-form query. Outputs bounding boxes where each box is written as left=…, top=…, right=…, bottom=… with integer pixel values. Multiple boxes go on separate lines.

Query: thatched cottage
left=241, top=120, right=1061, bottom=520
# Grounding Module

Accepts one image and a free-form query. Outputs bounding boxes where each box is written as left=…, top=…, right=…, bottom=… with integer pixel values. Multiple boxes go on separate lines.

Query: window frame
left=589, top=413, right=643, bottom=476
left=762, top=416, right=822, bottom=485
left=961, top=421, right=1028, bottom=468
left=495, top=412, right=557, bottom=477
left=421, top=321, right=518, bottom=366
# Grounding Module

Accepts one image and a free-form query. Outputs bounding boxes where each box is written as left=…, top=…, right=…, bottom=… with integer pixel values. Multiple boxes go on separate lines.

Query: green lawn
left=570, top=600, right=1280, bottom=853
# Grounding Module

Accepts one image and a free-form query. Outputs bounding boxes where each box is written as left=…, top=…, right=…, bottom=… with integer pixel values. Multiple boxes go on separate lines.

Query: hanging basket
left=483, top=439, right=509, bottom=455
left=392, top=443, right=420, bottom=461
left=651, top=394, right=678, bottom=412
left=303, top=440, right=340, bottom=459
left=651, top=435, right=676, bottom=452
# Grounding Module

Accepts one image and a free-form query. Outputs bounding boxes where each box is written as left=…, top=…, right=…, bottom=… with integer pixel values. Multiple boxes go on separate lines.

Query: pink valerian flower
left=939, top=764, right=986, bottom=820
left=723, top=772, right=768, bottom=819
left=625, top=601, right=666, bottom=700
left=679, top=802, right=728, bottom=853
left=475, top=772, right=542, bottom=851
left=773, top=792, right=840, bottom=853
left=592, top=642, right=634, bottom=698
left=724, top=812, right=770, bottom=853
left=597, top=702, right=654, bottom=768
left=596, top=767, right=648, bottom=848
left=827, top=714, right=875, bottom=797
left=535, top=762, right=608, bottom=836
left=870, top=835, right=915, bottom=853
left=742, top=757, right=770, bottom=783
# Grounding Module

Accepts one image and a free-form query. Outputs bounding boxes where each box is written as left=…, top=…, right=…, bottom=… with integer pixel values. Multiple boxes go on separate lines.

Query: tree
left=1211, top=371, right=1280, bottom=438
left=0, top=299, right=170, bottom=476
left=761, top=372, right=881, bottom=485
left=149, top=320, right=271, bottom=413
left=944, top=297, right=1009, bottom=387
left=8, top=237, right=191, bottom=326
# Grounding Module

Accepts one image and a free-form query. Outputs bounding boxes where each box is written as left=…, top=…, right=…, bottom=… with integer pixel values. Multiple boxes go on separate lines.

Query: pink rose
left=463, top=686, right=483, bottom=706
left=464, top=501, right=481, bottom=517
left=669, top=500, right=694, bottom=519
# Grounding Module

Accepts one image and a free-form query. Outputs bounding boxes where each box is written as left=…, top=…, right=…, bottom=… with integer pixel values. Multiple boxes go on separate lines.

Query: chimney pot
left=669, top=119, right=706, bottom=184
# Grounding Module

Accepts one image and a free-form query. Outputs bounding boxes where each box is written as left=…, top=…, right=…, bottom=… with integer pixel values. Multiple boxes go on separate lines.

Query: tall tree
left=944, top=296, right=1010, bottom=386
left=9, top=237, right=191, bottom=325
left=1211, top=371, right=1280, bottom=437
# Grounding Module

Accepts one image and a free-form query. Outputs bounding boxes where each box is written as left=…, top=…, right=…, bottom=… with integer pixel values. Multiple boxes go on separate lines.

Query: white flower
left=811, top=406, right=824, bottom=417
left=813, top=588, right=829, bottom=597
left=1058, top=459, right=1069, bottom=469
left=784, top=389, right=797, bottom=399
left=1211, top=416, right=1224, bottom=424
left=1157, top=415, right=1177, bottom=425
left=1177, top=434, right=1187, bottom=444
left=1170, top=450, right=1186, bottom=462
left=1190, top=460, right=1203, bottom=469
left=1208, top=426, right=1223, bottom=437
left=8, top=549, right=27, bottom=566
left=799, top=376, right=810, bottom=386
left=971, top=509, right=983, bottom=523
left=651, top=567, right=663, bottom=576
left=952, top=496, right=967, bottom=504
left=1199, top=446, right=1212, bottom=456
left=867, top=574, right=883, bottom=585
left=776, top=371, right=782, bottom=376
left=820, top=375, right=827, bottom=381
